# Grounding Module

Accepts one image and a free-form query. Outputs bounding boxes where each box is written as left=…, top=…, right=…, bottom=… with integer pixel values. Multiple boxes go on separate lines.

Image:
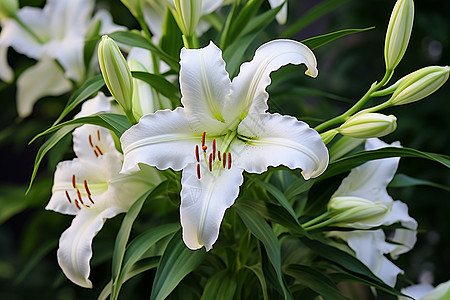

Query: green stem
left=303, top=215, right=342, bottom=231
left=124, top=108, right=137, bottom=125
left=314, top=69, right=394, bottom=132
left=137, top=15, right=152, bottom=41
left=182, top=34, right=199, bottom=49
left=301, top=211, right=333, bottom=228
left=13, top=16, right=45, bottom=44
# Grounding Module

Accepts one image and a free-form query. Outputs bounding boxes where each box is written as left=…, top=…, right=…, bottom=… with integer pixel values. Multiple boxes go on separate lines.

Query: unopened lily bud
left=384, top=0, right=414, bottom=71
left=0, top=0, right=18, bottom=21
left=171, top=0, right=202, bottom=37
left=389, top=66, right=450, bottom=106
left=328, top=196, right=391, bottom=228
left=338, top=113, right=397, bottom=138
left=98, top=35, right=134, bottom=121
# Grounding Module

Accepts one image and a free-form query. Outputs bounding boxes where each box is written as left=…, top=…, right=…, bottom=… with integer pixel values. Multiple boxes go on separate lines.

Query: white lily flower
left=121, top=40, right=328, bottom=251
left=0, top=0, right=125, bottom=117
left=400, top=280, right=450, bottom=300
left=46, top=93, right=160, bottom=288
left=267, top=0, right=288, bottom=25
left=330, top=138, right=418, bottom=287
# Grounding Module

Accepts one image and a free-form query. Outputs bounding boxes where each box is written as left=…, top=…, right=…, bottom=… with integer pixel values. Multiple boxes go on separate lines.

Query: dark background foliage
left=0, top=0, right=448, bottom=299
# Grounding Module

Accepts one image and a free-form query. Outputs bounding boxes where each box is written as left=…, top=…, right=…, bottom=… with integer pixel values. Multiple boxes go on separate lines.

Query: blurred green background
left=0, top=0, right=449, bottom=299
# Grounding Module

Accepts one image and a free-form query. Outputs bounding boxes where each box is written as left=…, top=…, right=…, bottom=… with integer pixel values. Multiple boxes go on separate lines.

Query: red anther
left=223, top=152, right=227, bottom=168
left=218, top=151, right=221, bottom=161
left=202, top=145, right=207, bottom=152
left=72, top=174, right=76, bottom=188
left=228, top=153, right=232, bottom=170
left=84, top=180, right=91, bottom=195
left=202, top=132, right=206, bottom=146
left=95, top=145, right=103, bottom=155
left=197, top=164, right=201, bottom=179
left=97, top=129, right=101, bottom=141
left=94, top=150, right=99, bottom=157
left=76, top=189, right=84, bottom=205
left=65, top=191, right=72, bottom=203
left=209, top=153, right=213, bottom=172
left=89, top=135, right=94, bottom=147
left=212, top=139, right=216, bottom=161
left=88, top=194, right=95, bottom=204
left=195, top=145, right=200, bottom=162
left=75, top=199, right=81, bottom=210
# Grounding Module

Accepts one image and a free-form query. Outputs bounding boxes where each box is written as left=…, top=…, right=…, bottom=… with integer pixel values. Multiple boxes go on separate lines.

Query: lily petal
left=180, top=41, right=230, bottom=134
left=383, top=200, right=417, bottom=258
left=227, top=39, right=317, bottom=125
left=17, top=57, right=72, bottom=117
left=201, top=0, right=224, bottom=15
left=180, top=163, right=244, bottom=250
left=233, top=113, right=328, bottom=179
left=57, top=206, right=122, bottom=288
left=332, top=139, right=401, bottom=204
left=121, top=107, right=199, bottom=173
left=345, top=230, right=403, bottom=287
left=0, top=44, right=13, bottom=82
left=267, top=0, right=288, bottom=24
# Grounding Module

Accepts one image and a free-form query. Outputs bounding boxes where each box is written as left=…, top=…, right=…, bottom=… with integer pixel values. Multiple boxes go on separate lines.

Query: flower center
left=65, top=174, right=95, bottom=210
left=194, top=131, right=233, bottom=179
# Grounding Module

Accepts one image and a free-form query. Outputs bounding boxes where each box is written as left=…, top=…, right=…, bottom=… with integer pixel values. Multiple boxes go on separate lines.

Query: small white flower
left=46, top=93, right=160, bottom=288
left=121, top=39, right=328, bottom=251
left=400, top=280, right=450, bottom=300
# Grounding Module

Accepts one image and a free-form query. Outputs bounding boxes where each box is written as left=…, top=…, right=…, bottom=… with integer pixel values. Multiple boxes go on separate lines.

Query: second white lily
left=121, top=40, right=329, bottom=251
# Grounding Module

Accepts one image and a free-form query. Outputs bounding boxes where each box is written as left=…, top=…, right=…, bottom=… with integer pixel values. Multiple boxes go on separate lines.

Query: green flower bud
left=338, top=113, right=397, bottom=138
left=0, top=0, right=18, bottom=21
left=171, top=0, right=202, bottom=37
left=98, top=35, right=134, bottom=122
left=389, top=66, right=450, bottom=106
left=384, top=0, right=414, bottom=71
left=328, top=196, right=391, bottom=228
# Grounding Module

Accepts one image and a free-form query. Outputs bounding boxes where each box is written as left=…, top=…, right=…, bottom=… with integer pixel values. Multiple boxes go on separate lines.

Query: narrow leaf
left=389, top=173, right=450, bottom=192
left=284, top=264, right=350, bottom=300
left=150, top=230, right=205, bottom=300
left=200, top=270, right=237, bottom=300
left=54, top=75, right=105, bottom=125
left=109, top=31, right=179, bottom=72
left=246, top=264, right=269, bottom=300
left=131, top=71, right=180, bottom=103
left=301, top=27, right=375, bottom=50
left=321, top=147, right=450, bottom=180
left=236, top=205, right=292, bottom=300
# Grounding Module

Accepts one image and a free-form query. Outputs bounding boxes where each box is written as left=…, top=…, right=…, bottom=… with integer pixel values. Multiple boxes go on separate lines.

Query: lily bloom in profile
left=46, top=93, right=160, bottom=288
left=120, top=39, right=329, bottom=251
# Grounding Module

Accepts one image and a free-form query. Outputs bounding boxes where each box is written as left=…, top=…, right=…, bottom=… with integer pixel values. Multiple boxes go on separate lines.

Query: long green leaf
left=111, top=223, right=180, bottom=298
left=30, top=113, right=131, bottom=144
left=246, top=264, right=269, bottom=300
left=109, top=31, right=179, bottom=72
left=321, top=147, right=450, bottom=180
left=54, top=75, right=105, bottom=125
left=302, top=27, right=374, bottom=50
left=282, top=0, right=351, bottom=38
left=284, top=264, right=350, bottom=300
left=150, top=230, right=206, bottom=300
left=200, top=270, right=237, bottom=300
left=246, top=175, right=300, bottom=226
left=131, top=71, right=180, bottom=103
left=236, top=205, right=292, bottom=300
left=98, top=257, right=160, bottom=300
left=389, top=173, right=450, bottom=192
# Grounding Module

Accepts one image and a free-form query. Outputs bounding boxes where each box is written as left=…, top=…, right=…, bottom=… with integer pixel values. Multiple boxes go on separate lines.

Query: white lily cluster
left=0, top=0, right=124, bottom=117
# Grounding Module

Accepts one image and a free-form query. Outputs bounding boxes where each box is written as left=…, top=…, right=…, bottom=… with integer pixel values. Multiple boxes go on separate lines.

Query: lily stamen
left=197, top=164, right=201, bottom=179
left=228, top=153, right=232, bottom=170
left=95, top=146, right=103, bottom=155
left=222, top=152, right=227, bottom=168
left=202, top=131, right=206, bottom=146
left=195, top=145, right=200, bottom=162
left=89, top=135, right=94, bottom=148
left=218, top=151, right=221, bottom=161
left=209, top=153, right=213, bottom=172
left=212, top=139, right=216, bottom=160
left=97, top=129, right=101, bottom=141
left=65, top=191, right=72, bottom=203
